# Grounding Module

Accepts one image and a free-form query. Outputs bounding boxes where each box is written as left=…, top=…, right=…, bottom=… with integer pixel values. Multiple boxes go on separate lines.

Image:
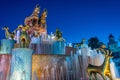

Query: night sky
left=0, top=0, right=120, bottom=45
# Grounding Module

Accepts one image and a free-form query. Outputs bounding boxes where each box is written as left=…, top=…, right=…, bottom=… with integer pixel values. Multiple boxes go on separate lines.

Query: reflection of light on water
left=110, top=60, right=119, bottom=80
left=0, top=55, right=11, bottom=80
left=60, top=66, right=64, bottom=80
left=51, top=67, right=55, bottom=80
left=10, top=48, right=33, bottom=80
left=11, top=71, right=22, bottom=80
left=0, top=39, right=15, bottom=54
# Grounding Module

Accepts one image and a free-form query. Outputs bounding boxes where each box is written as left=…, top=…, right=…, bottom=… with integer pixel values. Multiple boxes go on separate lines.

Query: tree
left=88, top=37, right=102, bottom=49
left=55, top=28, right=62, bottom=39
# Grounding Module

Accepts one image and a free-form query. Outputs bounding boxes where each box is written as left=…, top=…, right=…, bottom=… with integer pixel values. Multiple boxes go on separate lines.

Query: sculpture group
left=2, top=5, right=48, bottom=48
left=1, top=4, right=113, bottom=80
left=87, top=45, right=113, bottom=80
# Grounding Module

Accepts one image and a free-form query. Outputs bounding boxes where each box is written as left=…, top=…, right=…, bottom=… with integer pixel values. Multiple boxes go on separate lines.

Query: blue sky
left=0, top=0, right=120, bottom=45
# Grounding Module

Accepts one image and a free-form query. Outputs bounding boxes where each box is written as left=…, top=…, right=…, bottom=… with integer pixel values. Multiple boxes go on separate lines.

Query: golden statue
left=2, top=27, right=15, bottom=39
left=19, top=25, right=30, bottom=48
left=39, top=9, right=47, bottom=28
left=87, top=45, right=113, bottom=80
left=25, top=4, right=40, bottom=27
left=23, top=5, right=48, bottom=38
left=31, top=4, right=40, bottom=17
left=76, top=39, right=86, bottom=47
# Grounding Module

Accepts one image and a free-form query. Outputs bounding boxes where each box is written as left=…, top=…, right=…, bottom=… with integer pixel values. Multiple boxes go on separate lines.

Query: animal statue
left=24, top=4, right=40, bottom=27
left=31, top=4, right=40, bottom=17
left=39, top=9, right=47, bottom=28
left=2, top=27, right=15, bottom=39
left=19, top=25, right=30, bottom=48
left=86, top=46, right=113, bottom=80
left=76, top=39, right=86, bottom=47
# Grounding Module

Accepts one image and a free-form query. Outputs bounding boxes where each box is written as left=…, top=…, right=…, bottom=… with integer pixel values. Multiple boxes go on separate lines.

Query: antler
left=96, top=44, right=112, bottom=56
left=106, top=50, right=109, bottom=55
left=99, top=48, right=112, bottom=57
left=110, top=51, right=112, bottom=55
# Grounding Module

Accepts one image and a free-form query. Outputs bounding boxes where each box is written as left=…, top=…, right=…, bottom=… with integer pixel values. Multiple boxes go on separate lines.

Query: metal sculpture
left=39, top=9, right=47, bottom=28
left=2, top=27, right=15, bottom=39
left=76, top=39, right=86, bottom=47
left=19, top=25, right=30, bottom=48
left=87, top=45, right=113, bottom=80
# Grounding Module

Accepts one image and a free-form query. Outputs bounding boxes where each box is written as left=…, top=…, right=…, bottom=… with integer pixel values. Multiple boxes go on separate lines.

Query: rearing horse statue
left=39, top=9, right=47, bottom=28
left=24, top=4, right=40, bottom=27
left=87, top=46, right=113, bottom=80
left=19, top=25, right=30, bottom=48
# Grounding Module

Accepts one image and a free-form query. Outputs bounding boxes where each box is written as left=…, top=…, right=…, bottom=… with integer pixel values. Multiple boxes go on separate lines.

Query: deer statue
left=87, top=45, right=113, bottom=80
left=2, top=27, right=15, bottom=39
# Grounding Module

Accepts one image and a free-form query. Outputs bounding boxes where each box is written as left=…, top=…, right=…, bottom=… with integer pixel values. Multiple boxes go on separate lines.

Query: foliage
left=88, top=37, right=104, bottom=49
left=55, top=28, right=62, bottom=39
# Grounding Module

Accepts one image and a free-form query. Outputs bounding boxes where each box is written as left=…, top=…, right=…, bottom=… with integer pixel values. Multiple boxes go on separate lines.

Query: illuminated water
left=0, top=39, right=119, bottom=80
left=30, top=41, right=65, bottom=54
left=32, top=54, right=67, bottom=80
left=0, top=54, right=11, bottom=80
left=0, top=39, right=15, bottom=54
left=10, top=48, right=33, bottom=80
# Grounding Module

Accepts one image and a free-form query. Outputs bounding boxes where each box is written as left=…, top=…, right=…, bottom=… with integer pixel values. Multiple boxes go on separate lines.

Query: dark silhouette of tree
left=88, top=37, right=103, bottom=49
left=55, top=28, right=62, bottom=39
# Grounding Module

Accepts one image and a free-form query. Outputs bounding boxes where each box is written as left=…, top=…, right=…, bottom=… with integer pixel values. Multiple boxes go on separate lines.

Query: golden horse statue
left=2, top=27, right=15, bottom=39
left=39, top=9, right=47, bottom=28
left=19, top=25, right=30, bottom=48
left=87, top=46, right=113, bottom=80
left=25, top=4, right=40, bottom=27
left=31, top=4, right=40, bottom=17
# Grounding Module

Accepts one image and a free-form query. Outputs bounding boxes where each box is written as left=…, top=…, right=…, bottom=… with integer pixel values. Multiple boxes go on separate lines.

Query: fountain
left=0, top=54, right=11, bottom=80
left=0, top=4, right=119, bottom=80
left=0, top=39, right=15, bottom=54
left=32, top=54, right=67, bottom=80
left=10, top=48, right=33, bottom=80
left=0, top=39, right=15, bottom=80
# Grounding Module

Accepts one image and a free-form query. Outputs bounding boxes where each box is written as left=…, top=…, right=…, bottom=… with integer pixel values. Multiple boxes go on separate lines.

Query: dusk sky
left=0, top=0, right=120, bottom=45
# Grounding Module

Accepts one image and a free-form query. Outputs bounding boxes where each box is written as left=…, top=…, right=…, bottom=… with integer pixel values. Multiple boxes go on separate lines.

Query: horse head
left=32, top=4, right=40, bottom=17
left=41, top=9, right=47, bottom=18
